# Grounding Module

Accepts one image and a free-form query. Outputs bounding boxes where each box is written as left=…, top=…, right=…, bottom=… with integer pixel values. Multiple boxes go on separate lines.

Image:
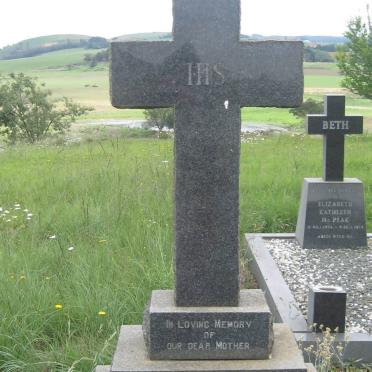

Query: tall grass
left=0, top=134, right=371, bottom=370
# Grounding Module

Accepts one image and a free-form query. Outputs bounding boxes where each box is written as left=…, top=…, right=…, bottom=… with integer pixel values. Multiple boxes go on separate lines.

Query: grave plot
left=246, top=95, right=372, bottom=366
left=246, top=234, right=372, bottom=365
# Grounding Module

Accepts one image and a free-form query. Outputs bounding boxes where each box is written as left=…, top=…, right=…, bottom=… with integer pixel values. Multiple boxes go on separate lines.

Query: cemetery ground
left=0, top=49, right=372, bottom=370
left=1, top=135, right=372, bottom=370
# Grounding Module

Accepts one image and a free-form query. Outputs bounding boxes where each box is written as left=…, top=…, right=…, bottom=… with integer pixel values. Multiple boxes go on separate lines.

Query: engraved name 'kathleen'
left=175, top=319, right=252, bottom=329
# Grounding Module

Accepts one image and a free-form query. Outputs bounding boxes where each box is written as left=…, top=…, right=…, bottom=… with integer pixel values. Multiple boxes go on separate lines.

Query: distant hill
left=0, top=34, right=108, bottom=60
left=0, top=32, right=346, bottom=61
left=112, top=33, right=172, bottom=42
left=114, top=32, right=346, bottom=44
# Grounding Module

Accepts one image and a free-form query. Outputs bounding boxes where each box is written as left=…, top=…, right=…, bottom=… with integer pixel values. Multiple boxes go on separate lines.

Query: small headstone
left=296, top=95, right=367, bottom=249
left=307, top=285, right=347, bottom=333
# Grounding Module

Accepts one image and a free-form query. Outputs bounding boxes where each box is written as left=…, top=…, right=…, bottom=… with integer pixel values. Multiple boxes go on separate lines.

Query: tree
left=144, top=108, right=174, bottom=137
left=0, top=73, right=93, bottom=143
left=86, top=37, right=108, bottom=49
left=337, top=5, right=372, bottom=99
left=289, top=98, right=324, bottom=120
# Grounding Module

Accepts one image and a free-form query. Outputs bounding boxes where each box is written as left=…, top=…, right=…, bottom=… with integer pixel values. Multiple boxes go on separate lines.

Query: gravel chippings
left=266, top=239, right=372, bottom=334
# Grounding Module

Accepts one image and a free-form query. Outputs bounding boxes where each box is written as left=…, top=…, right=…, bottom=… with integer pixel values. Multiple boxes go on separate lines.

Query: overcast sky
left=0, top=0, right=370, bottom=48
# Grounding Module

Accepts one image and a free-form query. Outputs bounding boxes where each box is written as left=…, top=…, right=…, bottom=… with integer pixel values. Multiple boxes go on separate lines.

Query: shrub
left=289, top=99, right=324, bottom=120
left=144, top=108, right=174, bottom=137
left=0, top=73, right=93, bottom=143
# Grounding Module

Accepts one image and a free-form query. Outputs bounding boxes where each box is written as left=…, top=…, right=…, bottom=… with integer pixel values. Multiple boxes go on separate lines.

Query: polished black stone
left=307, top=95, right=363, bottom=182
left=110, top=0, right=303, bottom=307
left=296, top=178, right=367, bottom=249
left=308, top=286, right=347, bottom=333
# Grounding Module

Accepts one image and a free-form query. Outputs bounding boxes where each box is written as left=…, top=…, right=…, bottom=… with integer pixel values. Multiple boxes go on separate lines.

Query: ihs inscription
left=187, top=63, right=225, bottom=86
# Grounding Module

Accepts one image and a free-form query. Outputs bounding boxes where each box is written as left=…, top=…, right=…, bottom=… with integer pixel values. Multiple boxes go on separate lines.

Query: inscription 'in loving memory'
left=187, top=63, right=225, bottom=86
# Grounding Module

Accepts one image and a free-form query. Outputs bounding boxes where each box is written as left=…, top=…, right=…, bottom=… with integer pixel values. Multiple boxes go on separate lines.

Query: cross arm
left=110, top=41, right=178, bottom=109
left=307, top=115, right=363, bottom=135
left=234, top=40, right=304, bottom=107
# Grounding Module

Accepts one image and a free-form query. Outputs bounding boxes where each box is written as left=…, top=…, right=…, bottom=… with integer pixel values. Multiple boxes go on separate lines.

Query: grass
left=0, top=134, right=372, bottom=370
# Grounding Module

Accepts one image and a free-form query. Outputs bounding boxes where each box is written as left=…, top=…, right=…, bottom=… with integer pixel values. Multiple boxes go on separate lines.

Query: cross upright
left=307, top=95, right=363, bottom=182
left=111, top=0, right=303, bottom=307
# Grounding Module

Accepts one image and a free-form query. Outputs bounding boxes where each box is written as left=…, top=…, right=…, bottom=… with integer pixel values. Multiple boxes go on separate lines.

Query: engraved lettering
left=214, top=320, right=252, bottom=328
left=187, top=63, right=193, bottom=86
left=322, top=120, right=350, bottom=130
left=177, top=320, right=209, bottom=329
left=187, top=63, right=225, bottom=86
left=213, top=64, right=225, bottom=86
left=197, top=63, right=209, bottom=86
left=167, top=342, right=182, bottom=350
left=188, top=342, right=210, bottom=351
left=203, top=331, right=216, bottom=339
left=216, top=341, right=250, bottom=350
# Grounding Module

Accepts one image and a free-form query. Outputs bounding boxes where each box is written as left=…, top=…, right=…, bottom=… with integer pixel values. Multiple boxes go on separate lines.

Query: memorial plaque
left=296, top=178, right=367, bottom=248
left=143, top=290, right=273, bottom=360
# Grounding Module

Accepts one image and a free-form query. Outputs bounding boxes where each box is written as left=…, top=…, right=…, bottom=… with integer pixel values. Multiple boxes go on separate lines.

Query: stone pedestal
left=296, top=178, right=367, bottom=248
left=143, top=290, right=273, bottom=360
left=98, top=324, right=309, bottom=372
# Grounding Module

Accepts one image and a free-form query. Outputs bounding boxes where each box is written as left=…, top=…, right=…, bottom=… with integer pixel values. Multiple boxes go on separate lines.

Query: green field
left=0, top=134, right=371, bottom=370
left=0, top=45, right=371, bottom=371
left=0, top=49, right=371, bottom=125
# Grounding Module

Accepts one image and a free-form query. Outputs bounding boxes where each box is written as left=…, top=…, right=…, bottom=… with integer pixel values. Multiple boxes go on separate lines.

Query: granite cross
left=307, top=95, right=363, bottom=182
left=111, top=0, right=303, bottom=307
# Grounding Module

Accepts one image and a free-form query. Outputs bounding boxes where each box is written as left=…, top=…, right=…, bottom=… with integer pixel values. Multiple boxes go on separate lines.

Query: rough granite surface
left=110, top=0, right=303, bottom=306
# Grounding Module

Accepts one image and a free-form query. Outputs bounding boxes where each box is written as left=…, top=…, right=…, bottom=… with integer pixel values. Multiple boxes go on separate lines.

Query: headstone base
left=296, top=178, right=367, bottom=248
left=97, top=323, right=309, bottom=372
left=143, top=290, right=273, bottom=360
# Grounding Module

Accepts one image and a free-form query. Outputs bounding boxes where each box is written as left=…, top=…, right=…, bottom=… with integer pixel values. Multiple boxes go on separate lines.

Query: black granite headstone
left=307, top=95, right=363, bottom=182
left=296, top=95, right=367, bottom=248
left=111, top=0, right=303, bottom=307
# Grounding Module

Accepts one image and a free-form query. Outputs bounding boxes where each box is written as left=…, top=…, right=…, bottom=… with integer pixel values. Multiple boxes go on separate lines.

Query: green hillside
left=0, top=45, right=371, bottom=124
left=113, top=32, right=171, bottom=41
left=0, top=34, right=95, bottom=60
left=0, top=48, right=92, bottom=73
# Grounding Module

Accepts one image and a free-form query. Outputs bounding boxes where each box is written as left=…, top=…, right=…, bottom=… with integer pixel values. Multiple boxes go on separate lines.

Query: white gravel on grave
left=266, top=239, right=372, bottom=335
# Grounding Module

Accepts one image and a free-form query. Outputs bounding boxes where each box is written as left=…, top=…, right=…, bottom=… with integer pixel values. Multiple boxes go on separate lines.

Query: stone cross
left=111, top=0, right=303, bottom=307
left=307, top=95, right=363, bottom=182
